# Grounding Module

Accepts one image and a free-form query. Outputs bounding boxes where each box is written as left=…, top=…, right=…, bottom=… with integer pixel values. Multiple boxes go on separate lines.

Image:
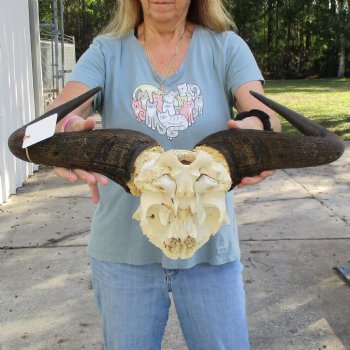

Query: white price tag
left=22, top=113, right=58, bottom=149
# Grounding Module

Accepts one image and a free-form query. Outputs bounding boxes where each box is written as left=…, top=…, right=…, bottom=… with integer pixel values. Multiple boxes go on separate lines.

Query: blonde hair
left=101, top=0, right=236, bottom=36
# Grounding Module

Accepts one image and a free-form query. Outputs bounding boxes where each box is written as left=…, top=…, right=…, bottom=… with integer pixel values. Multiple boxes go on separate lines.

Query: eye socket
left=194, top=174, right=218, bottom=193
left=153, top=175, right=176, bottom=195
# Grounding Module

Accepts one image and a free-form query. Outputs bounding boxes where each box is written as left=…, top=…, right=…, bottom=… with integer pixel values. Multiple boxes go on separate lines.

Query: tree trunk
left=336, top=0, right=347, bottom=77
left=338, top=32, right=346, bottom=77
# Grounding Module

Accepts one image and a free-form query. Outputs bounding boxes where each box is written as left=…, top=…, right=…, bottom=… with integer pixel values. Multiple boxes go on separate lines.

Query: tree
left=38, top=0, right=349, bottom=78
left=336, top=0, right=349, bottom=77
left=225, top=0, right=349, bottom=78
left=38, top=0, right=117, bottom=59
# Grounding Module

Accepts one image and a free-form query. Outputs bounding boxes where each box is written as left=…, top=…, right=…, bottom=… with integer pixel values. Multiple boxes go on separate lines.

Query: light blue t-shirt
left=69, top=26, right=264, bottom=268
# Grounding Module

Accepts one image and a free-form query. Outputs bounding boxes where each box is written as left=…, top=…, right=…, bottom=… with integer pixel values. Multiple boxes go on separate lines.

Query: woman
left=51, top=0, right=281, bottom=349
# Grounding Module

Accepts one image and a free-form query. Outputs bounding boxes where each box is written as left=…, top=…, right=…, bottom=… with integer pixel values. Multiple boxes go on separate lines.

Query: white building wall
left=0, top=0, right=36, bottom=204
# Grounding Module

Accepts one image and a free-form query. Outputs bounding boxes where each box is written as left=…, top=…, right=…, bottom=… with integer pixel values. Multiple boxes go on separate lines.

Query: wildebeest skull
left=8, top=87, right=344, bottom=259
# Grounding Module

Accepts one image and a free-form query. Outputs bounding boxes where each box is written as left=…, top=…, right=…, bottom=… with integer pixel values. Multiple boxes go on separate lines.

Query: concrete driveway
left=1, top=143, right=349, bottom=350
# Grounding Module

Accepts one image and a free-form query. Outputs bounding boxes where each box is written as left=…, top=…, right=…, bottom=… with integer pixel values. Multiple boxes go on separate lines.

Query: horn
left=195, top=91, right=344, bottom=188
left=249, top=90, right=332, bottom=137
left=8, top=87, right=101, bottom=155
left=8, top=88, right=161, bottom=193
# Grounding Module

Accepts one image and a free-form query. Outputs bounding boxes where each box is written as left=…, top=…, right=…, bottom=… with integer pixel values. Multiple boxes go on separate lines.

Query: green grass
left=264, top=78, right=350, bottom=140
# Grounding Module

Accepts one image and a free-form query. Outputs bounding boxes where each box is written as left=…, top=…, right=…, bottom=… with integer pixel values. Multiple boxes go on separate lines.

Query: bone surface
left=132, top=149, right=232, bottom=259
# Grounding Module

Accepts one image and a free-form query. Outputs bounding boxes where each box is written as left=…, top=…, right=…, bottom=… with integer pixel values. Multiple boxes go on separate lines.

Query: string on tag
left=25, top=147, right=34, bottom=163
left=23, top=135, right=34, bottom=163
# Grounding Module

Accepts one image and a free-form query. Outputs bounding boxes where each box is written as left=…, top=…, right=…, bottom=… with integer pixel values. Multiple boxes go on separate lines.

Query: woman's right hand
left=54, top=115, right=108, bottom=204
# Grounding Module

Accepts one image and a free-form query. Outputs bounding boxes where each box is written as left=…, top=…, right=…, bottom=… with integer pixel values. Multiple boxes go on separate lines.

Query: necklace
left=145, top=29, right=186, bottom=93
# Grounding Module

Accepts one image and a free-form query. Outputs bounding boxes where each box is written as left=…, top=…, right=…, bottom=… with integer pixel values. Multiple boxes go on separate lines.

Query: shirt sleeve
left=224, top=32, right=264, bottom=97
left=68, top=37, right=107, bottom=111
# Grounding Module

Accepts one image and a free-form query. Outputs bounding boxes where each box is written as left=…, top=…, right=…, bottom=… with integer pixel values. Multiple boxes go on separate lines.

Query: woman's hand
left=227, top=118, right=275, bottom=189
left=54, top=115, right=108, bottom=203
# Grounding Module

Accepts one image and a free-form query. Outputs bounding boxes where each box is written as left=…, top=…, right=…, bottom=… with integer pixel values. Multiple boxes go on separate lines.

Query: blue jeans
left=90, top=258, right=250, bottom=350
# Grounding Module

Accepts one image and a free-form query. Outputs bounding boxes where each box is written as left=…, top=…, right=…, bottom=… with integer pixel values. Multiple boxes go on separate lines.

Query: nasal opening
left=174, top=150, right=196, bottom=165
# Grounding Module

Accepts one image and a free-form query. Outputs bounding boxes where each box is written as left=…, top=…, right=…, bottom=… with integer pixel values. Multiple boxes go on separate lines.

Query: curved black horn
left=249, top=90, right=331, bottom=137
left=8, top=88, right=161, bottom=193
left=34, top=87, right=101, bottom=127
left=195, top=92, right=344, bottom=188
left=8, top=87, right=101, bottom=155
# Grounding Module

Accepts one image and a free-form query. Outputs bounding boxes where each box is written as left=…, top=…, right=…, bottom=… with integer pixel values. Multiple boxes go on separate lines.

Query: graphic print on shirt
left=131, top=83, right=204, bottom=140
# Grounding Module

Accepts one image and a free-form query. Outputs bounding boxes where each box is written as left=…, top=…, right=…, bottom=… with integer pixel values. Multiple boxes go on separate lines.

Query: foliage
left=39, top=0, right=117, bottom=58
left=223, top=0, right=349, bottom=78
left=39, top=0, right=349, bottom=79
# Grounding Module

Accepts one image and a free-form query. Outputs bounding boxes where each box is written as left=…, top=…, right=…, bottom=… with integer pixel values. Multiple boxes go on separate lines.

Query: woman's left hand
left=227, top=118, right=275, bottom=188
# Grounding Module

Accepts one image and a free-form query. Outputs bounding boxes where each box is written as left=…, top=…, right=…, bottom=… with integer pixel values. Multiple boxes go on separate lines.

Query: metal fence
left=40, top=30, right=76, bottom=106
